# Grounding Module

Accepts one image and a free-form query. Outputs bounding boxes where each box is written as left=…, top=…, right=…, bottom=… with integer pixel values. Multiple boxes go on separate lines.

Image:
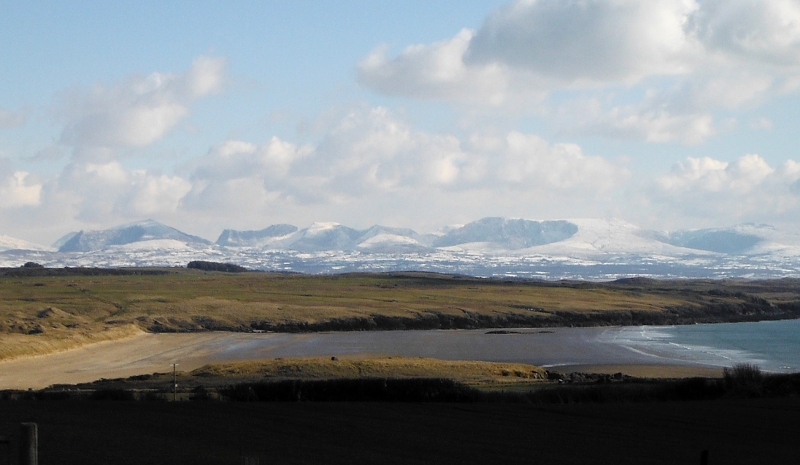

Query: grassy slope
left=157, top=357, right=548, bottom=392
left=197, top=357, right=547, bottom=383
left=2, top=269, right=800, bottom=360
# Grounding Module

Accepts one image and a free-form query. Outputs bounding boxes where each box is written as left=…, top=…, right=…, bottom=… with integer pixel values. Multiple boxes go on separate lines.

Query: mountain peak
left=433, top=217, right=579, bottom=249
left=56, top=220, right=211, bottom=252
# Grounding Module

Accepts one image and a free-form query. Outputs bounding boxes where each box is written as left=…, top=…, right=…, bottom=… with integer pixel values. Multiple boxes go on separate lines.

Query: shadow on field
left=0, top=365, right=798, bottom=464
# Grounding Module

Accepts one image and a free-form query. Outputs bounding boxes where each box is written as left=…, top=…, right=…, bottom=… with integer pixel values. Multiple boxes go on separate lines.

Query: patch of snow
left=305, top=222, right=341, bottom=235
left=115, top=239, right=199, bottom=252
left=358, top=233, right=421, bottom=248
left=0, top=235, right=52, bottom=252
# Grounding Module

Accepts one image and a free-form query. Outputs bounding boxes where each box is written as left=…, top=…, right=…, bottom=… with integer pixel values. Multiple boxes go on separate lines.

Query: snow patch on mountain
left=116, top=239, right=202, bottom=252
left=55, top=219, right=211, bottom=252
left=0, top=235, right=51, bottom=252
left=432, top=217, right=578, bottom=250
left=526, top=218, right=714, bottom=257
left=216, top=224, right=298, bottom=247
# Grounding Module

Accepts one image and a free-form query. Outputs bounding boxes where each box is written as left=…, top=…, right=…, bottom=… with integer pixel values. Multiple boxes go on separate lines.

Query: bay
left=599, top=319, right=800, bottom=373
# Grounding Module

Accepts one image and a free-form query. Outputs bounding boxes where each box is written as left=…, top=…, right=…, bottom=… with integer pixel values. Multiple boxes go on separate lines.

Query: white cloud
left=657, top=153, right=774, bottom=193
left=687, top=0, right=800, bottom=66
left=58, top=56, right=225, bottom=150
left=358, top=30, right=518, bottom=106
left=491, top=131, right=626, bottom=191
left=359, top=0, right=698, bottom=103
left=0, top=171, right=41, bottom=208
left=466, top=0, right=696, bottom=83
left=557, top=97, right=716, bottom=144
left=646, top=153, right=800, bottom=225
left=358, top=0, right=800, bottom=143
left=54, top=161, right=191, bottom=222
left=184, top=55, right=226, bottom=97
left=183, top=106, right=627, bottom=219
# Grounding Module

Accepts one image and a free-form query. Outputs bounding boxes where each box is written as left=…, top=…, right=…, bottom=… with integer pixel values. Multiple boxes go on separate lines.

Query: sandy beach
left=0, top=328, right=725, bottom=389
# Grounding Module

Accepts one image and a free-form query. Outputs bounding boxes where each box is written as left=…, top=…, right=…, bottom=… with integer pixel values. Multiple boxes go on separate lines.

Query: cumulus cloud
left=556, top=96, right=716, bottom=144
left=57, top=56, right=225, bottom=150
left=358, top=30, right=519, bottom=105
left=687, top=0, right=800, bottom=66
left=648, top=153, right=800, bottom=224
left=466, top=0, right=695, bottom=83
left=658, top=154, right=774, bottom=193
left=0, top=171, right=41, bottom=208
left=54, top=161, right=191, bottom=222
left=358, top=0, right=800, bottom=143
left=485, top=131, right=626, bottom=191
left=359, top=1, right=697, bottom=102
left=183, top=106, right=627, bottom=218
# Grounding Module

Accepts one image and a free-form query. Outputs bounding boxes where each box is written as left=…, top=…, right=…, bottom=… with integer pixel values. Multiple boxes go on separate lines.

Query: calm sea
left=599, top=319, right=800, bottom=373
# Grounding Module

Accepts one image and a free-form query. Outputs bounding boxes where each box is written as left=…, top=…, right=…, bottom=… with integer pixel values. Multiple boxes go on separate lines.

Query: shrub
left=187, top=261, right=248, bottom=272
left=723, top=363, right=763, bottom=385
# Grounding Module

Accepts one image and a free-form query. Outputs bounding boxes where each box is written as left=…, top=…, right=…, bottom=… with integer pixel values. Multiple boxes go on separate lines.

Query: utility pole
left=20, top=423, right=37, bottom=465
left=172, top=363, right=178, bottom=401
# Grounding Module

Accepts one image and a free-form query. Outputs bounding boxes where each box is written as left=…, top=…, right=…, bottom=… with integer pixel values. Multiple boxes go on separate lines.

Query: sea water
left=601, top=319, right=800, bottom=373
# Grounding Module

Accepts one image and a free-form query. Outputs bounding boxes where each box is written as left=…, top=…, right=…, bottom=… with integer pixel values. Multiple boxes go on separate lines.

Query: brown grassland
left=2, top=268, right=800, bottom=361
left=69, top=356, right=549, bottom=394
left=2, top=268, right=800, bottom=464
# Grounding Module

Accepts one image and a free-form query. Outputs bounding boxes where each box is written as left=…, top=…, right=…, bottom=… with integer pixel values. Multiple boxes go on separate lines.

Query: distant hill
left=433, top=217, right=578, bottom=249
left=55, top=219, right=212, bottom=252
left=216, top=224, right=298, bottom=247
left=653, top=228, right=763, bottom=254
left=0, top=235, right=50, bottom=252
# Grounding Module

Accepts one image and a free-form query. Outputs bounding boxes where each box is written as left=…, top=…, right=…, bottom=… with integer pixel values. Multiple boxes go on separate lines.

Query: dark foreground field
left=0, top=397, right=798, bottom=464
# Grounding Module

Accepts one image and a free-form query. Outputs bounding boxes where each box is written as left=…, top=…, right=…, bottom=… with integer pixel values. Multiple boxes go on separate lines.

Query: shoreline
left=0, top=326, right=751, bottom=389
left=549, top=364, right=724, bottom=378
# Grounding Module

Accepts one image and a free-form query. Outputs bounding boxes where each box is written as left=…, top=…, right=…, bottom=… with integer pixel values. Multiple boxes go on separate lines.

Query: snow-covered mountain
left=353, top=225, right=434, bottom=253
left=217, top=223, right=435, bottom=253
left=27, top=217, right=800, bottom=257
left=54, top=219, right=212, bottom=252
left=433, top=217, right=578, bottom=250
left=216, top=224, right=298, bottom=247
left=4, top=217, right=800, bottom=279
left=0, top=235, right=51, bottom=252
left=281, top=222, right=364, bottom=252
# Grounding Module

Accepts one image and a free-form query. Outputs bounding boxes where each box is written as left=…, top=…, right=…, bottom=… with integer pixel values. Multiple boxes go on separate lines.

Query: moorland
left=2, top=266, right=800, bottom=362
left=2, top=266, right=800, bottom=464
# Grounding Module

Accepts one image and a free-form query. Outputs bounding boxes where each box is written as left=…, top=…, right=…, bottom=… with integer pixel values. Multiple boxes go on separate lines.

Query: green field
left=2, top=268, right=800, bottom=360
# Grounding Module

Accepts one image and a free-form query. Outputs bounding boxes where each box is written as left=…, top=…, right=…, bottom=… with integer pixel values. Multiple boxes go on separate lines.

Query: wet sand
left=0, top=327, right=723, bottom=389
left=553, top=364, right=724, bottom=378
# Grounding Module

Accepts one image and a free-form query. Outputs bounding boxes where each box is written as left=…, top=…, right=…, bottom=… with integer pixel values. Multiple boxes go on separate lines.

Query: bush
left=723, top=363, right=764, bottom=397
left=723, top=363, right=763, bottom=386
left=220, top=378, right=484, bottom=402
left=187, top=261, right=248, bottom=272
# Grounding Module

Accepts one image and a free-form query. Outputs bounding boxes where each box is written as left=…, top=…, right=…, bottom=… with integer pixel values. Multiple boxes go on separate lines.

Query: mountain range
left=2, top=217, right=800, bottom=279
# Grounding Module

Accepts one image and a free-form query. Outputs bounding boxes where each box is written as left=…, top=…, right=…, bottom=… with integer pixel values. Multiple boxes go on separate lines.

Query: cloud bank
left=359, top=0, right=800, bottom=143
left=3, top=3, right=800, bottom=245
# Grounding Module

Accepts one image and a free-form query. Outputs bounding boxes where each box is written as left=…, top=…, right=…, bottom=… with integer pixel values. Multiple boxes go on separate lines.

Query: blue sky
left=2, top=0, right=800, bottom=245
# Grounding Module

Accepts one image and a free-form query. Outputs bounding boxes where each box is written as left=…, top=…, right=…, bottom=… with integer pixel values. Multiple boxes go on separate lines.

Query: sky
left=3, top=0, right=800, bottom=245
